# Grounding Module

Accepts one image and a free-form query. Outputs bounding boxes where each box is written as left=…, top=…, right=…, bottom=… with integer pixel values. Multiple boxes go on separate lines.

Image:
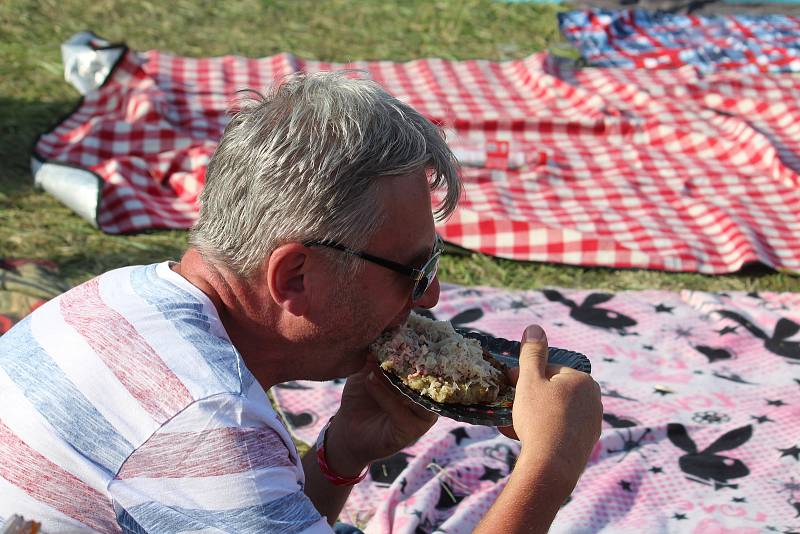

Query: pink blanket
left=271, top=284, right=800, bottom=533
left=34, top=37, right=800, bottom=274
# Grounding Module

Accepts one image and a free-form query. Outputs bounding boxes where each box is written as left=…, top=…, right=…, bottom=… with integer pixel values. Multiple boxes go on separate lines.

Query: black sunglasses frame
left=305, top=235, right=444, bottom=301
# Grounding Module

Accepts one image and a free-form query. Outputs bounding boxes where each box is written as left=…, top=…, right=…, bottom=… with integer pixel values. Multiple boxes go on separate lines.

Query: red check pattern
left=34, top=49, right=800, bottom=273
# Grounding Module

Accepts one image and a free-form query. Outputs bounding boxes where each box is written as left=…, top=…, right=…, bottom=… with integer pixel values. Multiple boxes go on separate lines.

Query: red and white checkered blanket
left=34, top=41, right=800, bottom=273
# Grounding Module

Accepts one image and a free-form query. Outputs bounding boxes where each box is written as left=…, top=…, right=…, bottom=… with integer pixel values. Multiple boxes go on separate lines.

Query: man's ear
left=266, top=243, right=311, bottom=316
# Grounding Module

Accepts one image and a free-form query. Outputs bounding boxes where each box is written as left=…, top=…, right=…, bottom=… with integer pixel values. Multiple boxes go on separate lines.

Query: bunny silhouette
left=542, top=289, right=637, bottom=334
left=413, top=307, right=491, bottom=336
left=667, top=423, right=752, bottom=489
left=717, top=310, right=800, bottom=362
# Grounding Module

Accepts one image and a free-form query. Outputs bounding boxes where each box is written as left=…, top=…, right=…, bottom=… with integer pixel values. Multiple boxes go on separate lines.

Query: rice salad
left=371, top=313, right=503, bottom=404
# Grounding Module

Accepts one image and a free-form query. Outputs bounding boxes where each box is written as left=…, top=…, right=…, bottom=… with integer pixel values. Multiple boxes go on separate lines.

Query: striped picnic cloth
left=34, top=40, right=800, bottom=273
left=559, top=9, right=800, bottom=72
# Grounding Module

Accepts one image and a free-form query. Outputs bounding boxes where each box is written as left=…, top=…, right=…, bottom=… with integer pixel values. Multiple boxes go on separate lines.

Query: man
left=0, top=72, right=602, bottom=533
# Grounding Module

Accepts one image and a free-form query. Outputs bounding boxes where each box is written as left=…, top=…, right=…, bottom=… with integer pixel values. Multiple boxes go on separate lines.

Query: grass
left=0, top=0, right=798, bottom=292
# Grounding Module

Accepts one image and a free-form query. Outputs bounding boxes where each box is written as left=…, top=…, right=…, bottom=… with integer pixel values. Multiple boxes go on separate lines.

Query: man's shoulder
left=55, top=261, right=249, bottom=396
left=0, top=261, right=259, bottom=471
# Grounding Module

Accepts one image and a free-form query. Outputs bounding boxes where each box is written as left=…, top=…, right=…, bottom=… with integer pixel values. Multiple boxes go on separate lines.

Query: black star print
left=673, top=513, right=687, bottom=520
left=436, top=481, right=465, bottom=510
left=779, top=445, right=800, bottom=460
left=620, top=480, right=632, bottom=492
left=766, top=526, right=777, bottom=532
left=694, top=370, right=704, bottom=375
left=732, top=497, right=746, bottom=503
left=649, top=466, right=663, bottom=474
left=553, top=321, right=565, bottom=327
left=672, top=326, right=694, bottom=339
left=642, top=344, right=655, bottom=351
left=716, top=325, right=739, bottom=336
left=752, top=415, right=774, bottom=424
left=450, top=427, right=470, bottom=445
left=654, top=386, right=675, bottom=396
left=747, top=291, right=761, bottom=299
left=603, top=357, right=617, bottom=363
left=795, top=378, right=800, bottom=387
left=767, top=399, right=788, bottom=407
left=480, top=466, right=505, bottom=483
left=655, top=304, right=674, bottom=313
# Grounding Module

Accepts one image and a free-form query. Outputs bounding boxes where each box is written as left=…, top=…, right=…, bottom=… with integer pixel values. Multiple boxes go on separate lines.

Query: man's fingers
left=518, top=324, right=549, bottom=382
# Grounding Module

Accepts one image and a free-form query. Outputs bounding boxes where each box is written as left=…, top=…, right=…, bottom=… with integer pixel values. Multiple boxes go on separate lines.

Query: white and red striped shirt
left=0, top=262, right=331, bottom=533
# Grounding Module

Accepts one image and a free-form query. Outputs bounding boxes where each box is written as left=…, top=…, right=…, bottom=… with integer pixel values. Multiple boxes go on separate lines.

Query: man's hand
left=324, top=360, right=437, bottom=477
left=474, top=325, right=603, bottom=534
left=499, top=324, right=603, bottom=494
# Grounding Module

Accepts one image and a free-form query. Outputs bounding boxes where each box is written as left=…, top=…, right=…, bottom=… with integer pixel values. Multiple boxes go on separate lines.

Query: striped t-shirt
left=0, top=262, right=331, bottom=533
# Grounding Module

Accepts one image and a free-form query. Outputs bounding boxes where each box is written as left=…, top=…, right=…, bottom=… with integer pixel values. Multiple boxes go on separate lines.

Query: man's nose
left=413, top=276, right=440, bottom=309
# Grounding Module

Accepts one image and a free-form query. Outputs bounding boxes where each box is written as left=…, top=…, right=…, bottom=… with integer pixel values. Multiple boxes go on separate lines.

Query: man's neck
left=170, top=248, right=293, bottom=388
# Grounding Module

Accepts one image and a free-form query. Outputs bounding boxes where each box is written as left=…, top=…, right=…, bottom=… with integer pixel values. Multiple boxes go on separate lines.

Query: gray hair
left=189, top=71, right=461, bottom=278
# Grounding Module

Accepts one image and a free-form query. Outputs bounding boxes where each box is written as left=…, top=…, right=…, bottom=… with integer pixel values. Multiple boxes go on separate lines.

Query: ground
left=1, top=0, right=797, bottom=292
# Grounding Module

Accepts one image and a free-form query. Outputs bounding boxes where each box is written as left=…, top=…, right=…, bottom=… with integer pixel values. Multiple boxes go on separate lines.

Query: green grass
left=0, top=0, right=798, bottom=292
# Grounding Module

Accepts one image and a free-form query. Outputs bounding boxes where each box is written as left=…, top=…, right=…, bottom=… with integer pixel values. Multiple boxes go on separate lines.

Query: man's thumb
left=519, top=325, right=548, bottom=381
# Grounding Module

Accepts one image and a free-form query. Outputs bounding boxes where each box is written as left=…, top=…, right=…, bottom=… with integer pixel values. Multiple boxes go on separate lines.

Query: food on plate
left=371, top=313, right=507, bottom=404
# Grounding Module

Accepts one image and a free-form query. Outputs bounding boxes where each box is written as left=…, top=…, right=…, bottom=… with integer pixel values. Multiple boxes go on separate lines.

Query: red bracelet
left=315, top=418, right=369, bottom=486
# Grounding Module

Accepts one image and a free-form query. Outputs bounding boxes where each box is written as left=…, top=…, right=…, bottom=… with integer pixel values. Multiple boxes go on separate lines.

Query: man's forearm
left=301, top=419, right=371, bottom=525
left=302, top=446, right=361, bottom=525
left=473, top=453, right=573, bottom=534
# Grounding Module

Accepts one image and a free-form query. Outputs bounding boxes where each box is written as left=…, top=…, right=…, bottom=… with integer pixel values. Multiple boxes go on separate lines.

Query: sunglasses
left=305, top=235, right=444, bottom=302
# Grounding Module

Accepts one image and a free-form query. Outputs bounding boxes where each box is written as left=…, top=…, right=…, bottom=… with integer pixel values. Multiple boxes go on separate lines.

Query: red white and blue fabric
left=559, top=9, right=800, bottom=73
left=0, top=262, right=330, bottom=533
left=272, top=283, right=800, bottom=534
left=34, top=46, right=800, bottom=274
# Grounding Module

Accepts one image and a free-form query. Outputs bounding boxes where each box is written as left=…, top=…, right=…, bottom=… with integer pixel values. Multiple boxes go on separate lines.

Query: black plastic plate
left=381, top=330, right=591, bottom=427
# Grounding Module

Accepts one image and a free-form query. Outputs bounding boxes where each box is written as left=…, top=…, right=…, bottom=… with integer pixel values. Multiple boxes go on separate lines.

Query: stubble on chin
left=321, top=286, right=385, bottom=377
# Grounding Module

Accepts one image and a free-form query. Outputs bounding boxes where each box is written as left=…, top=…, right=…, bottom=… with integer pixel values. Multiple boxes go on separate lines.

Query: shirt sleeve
left=108, top=392, right=332, bottom=534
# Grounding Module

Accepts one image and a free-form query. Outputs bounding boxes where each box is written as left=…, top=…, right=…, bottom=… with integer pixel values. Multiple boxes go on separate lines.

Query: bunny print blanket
left=271, top=284, right=800, bottom=533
